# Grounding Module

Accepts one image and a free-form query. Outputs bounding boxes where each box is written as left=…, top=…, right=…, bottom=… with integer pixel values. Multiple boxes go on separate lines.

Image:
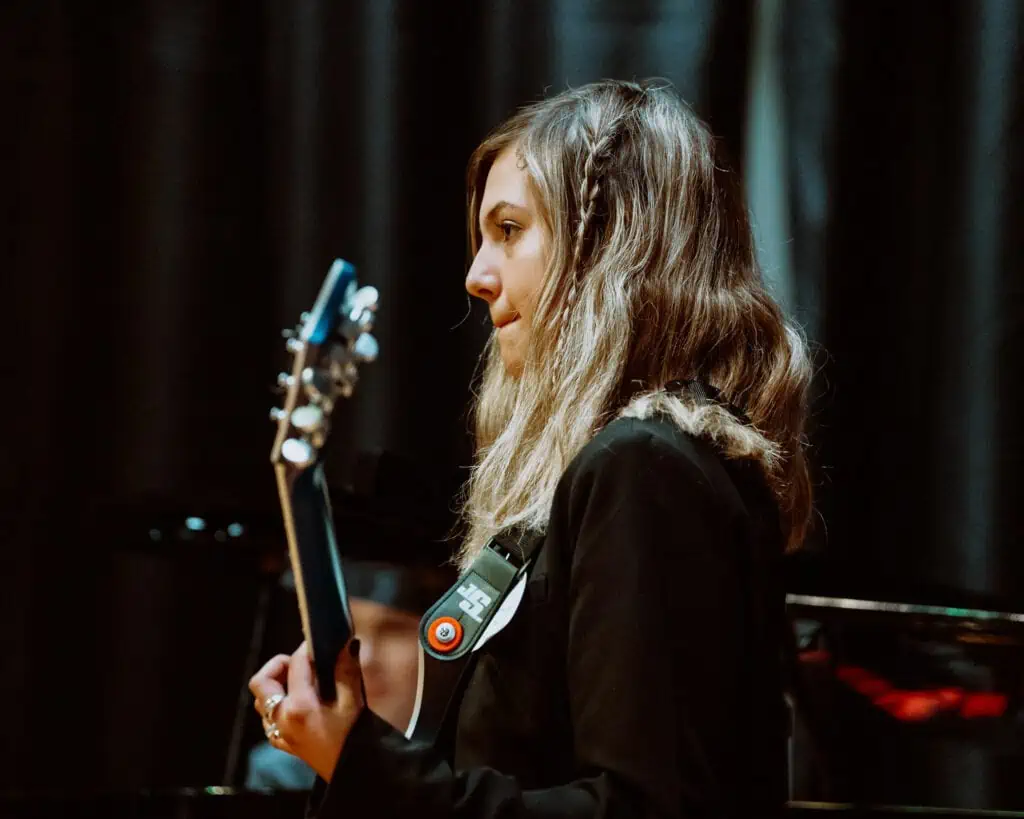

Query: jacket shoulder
left=559, top=415, right=759, bottom=525
left=568, top=415, right=717, bottom=483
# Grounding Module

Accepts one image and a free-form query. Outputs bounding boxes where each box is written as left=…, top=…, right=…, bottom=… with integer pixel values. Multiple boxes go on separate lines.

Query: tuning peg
left=286, top=337, right=303, bottom=354
left=269, top=407, right=288, bottom=423
left=281, top=438, right=315, bottom=468
left=300, top=311, right=310, bottom=322
left=343, top=287, right=379, bottom=334
left=353, top=333, right=378, bottom=363
left=352, top=286, right=379, bottom=312
left=290, top=404, right=324, bottom=435
left=277, top=372, right=295, bottom=389
left=301, top=367, right=332, bottom=403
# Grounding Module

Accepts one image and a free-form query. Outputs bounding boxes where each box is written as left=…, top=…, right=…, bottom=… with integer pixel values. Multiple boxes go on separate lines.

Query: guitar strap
left=418, top=536, right=530, bottom=660
left=404, top=529, right=544, bottom=746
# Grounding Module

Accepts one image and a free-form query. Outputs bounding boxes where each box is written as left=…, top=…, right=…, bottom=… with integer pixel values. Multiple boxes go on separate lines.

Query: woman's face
left=465, top=146, right=549, bottom=377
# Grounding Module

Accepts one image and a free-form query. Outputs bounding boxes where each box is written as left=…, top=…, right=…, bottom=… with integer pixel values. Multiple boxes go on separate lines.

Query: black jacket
left=310, top=415, right=788, bottom=818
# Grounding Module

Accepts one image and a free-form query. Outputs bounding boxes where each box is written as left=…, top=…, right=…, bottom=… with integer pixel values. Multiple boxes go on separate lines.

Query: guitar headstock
left=270, top=259, right=379, bottom=474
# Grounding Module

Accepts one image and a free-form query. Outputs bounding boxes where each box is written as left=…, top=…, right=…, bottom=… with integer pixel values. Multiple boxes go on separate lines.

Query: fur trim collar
left=620, top=389, right=780, bottom=474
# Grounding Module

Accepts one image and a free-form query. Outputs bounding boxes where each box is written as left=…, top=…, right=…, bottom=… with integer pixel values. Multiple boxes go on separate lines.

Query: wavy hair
left=458, top=80, right=812, bottom=566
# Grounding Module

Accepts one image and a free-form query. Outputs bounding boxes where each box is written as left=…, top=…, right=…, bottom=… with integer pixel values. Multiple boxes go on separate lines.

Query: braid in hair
left=569, top=138, right=605, bottom=279
left=561, top=117, right=627, bottom=326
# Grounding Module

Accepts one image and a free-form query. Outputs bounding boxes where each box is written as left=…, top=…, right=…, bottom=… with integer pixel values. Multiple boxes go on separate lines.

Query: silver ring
left=264, top=721, right=281, bottom=741
left=261, top=692, right=285, bottom=720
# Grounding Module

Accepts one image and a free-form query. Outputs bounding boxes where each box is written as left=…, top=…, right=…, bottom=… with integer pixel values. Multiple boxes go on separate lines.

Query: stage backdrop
left=1, top=0, right=1020, bottom=798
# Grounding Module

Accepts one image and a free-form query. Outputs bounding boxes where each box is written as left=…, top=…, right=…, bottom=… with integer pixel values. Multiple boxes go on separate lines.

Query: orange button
left=427, top=616, right=463, bottom=653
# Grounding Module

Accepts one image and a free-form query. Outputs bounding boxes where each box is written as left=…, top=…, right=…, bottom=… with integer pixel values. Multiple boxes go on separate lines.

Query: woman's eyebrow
left=479, top=200, right=526, bottom=234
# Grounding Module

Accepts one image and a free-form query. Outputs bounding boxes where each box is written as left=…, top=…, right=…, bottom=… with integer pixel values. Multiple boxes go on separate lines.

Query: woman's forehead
left=482, top=148, right=532, bottom=208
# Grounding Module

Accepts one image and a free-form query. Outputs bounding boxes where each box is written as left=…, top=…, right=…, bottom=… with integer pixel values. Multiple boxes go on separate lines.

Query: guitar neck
left=274, top=460, right=353, bottom=702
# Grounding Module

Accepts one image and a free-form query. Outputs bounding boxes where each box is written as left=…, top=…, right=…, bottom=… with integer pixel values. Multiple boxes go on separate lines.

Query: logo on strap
left=456, top=582, right=492, bottom=623
left=418, top=539, right=526, bottom=661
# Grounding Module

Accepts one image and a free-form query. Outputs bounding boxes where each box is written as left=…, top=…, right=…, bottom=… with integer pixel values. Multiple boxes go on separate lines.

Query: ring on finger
left=264, top=721, right=282, bottom=741
left=261, top=692, right=285, bottom=720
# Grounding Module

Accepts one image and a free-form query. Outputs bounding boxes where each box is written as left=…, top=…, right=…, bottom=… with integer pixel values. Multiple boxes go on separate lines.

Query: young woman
left=249, top=79, right=812, bottom=818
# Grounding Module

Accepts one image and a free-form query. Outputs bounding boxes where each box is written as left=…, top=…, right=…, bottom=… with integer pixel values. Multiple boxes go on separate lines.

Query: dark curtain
left=0, top=0, right=751, bottom=791
left=788, top=0, right=1024, bottom=603
left=1, top=0, right=1020, bottom=802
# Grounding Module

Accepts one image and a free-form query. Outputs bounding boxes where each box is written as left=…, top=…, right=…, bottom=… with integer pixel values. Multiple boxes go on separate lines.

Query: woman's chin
left=497, top=334, right=524, bottom=378
left=502, top=357, right=524, bottom=378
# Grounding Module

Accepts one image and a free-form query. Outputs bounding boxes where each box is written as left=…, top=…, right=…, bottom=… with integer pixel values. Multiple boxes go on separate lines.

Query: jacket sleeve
left=309, top=427, right=754, bottom=819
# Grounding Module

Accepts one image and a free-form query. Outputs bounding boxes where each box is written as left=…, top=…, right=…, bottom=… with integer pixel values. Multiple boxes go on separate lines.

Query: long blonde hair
left=459, top=80, right=812, bottom=566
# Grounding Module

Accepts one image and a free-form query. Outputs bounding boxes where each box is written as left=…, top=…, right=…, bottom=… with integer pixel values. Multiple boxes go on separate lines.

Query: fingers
left=329, top=638, right=366, bottom=712
left=278, top=638, right=313, bottom=724
left=252, top=640, right=364, bottom=782
left=286, top=642, right=313, bottom=700
left=249, top=654, right=290, bottom=715
left=266, top=729, right=297, bottom=756
left=251, top=654, right=292, bottom=751
left=334, top=638, right=364, bottom=687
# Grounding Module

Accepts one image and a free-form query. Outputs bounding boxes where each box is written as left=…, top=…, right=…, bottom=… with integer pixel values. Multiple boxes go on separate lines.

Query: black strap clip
left=418, top=537, right=528, bottom=662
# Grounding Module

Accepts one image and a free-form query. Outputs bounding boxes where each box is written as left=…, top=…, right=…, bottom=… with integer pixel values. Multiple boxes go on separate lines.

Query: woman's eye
left=500, top=221, right=521, bottom=242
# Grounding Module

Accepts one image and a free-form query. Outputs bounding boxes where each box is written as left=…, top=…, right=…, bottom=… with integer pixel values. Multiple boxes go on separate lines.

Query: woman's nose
left=465, top=248, right=501, bottom=304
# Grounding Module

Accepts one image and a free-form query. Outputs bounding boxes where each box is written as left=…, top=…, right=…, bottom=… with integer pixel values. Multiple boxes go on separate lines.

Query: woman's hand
left=248, top=640, right=365, bottom=782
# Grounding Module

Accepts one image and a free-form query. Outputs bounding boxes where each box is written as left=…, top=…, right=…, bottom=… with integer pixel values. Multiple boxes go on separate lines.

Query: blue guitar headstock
left=269, top=258, right=378, bottom=700
left=270, top=259, right=379, bottom=472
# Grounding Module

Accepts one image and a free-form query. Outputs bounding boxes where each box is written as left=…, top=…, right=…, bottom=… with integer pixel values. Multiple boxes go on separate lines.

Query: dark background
left=1, top=0, right=1021, bottom=807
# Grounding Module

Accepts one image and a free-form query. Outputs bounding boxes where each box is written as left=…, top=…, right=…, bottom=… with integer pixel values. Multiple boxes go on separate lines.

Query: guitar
left=269, top=258, right=379, bottom=702
left=268, top=260, right=530, bottom=745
